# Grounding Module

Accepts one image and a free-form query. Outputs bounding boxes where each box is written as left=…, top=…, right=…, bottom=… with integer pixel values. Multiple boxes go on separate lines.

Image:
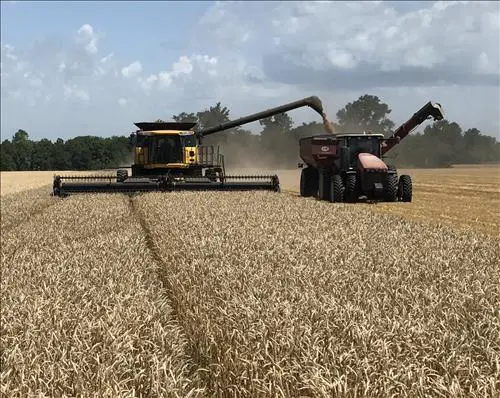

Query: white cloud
left=76, top=24, right=98, bottom=54
left=63, top=84, right=90, bottom=102
left=121, top=61, right=142, bottom=78
left=100, top=53, right=114, bottom=64
left=158, top=71, right=172, bottom=87
left=172, top=56, right=193, bottom=76
left=138, top=74, right=159, bottom=90
left=1, top=2, right=499, bottom=142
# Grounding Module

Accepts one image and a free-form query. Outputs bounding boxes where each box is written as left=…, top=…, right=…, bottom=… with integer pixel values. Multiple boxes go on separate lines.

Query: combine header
left=53, top=96, right=325, bottom=197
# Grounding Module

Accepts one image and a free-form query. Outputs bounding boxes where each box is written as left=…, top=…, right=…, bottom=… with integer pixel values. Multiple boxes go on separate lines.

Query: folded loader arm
left=381, top=101, right=444, bottom=154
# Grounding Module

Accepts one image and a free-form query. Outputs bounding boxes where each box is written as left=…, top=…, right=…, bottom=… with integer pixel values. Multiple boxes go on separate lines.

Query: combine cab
left=53, top=96, right=325, bottom=197
left=298, top=101, right=445, bottom=203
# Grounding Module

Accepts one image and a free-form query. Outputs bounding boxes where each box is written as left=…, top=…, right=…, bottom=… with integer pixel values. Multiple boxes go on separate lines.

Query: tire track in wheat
left=1, top=193, right=206, bottom=397
left=128, top=195, right=209, bottom=392
left=0, top=187, right=60, bottom=234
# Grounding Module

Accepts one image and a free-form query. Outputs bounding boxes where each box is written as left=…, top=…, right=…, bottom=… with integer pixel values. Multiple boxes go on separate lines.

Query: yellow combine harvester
left=52, top=96, right=325, bottom=196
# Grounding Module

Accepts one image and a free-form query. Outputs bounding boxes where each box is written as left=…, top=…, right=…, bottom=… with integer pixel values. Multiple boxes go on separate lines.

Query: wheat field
left=1, top=167, right=499, bottom=397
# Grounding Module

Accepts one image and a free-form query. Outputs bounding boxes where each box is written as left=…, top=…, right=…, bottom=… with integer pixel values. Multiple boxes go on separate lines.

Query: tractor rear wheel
left=300, top=167, right=319, bottom=197
left=117, top=169, right=128, bottom=182
left=318, top=168, right=332, bottom=201
left=383, top=173, right=398, bottom=202
left=398, top=175, right=412, bottom=202
left=344, top=173, right=358, bottom=203
left=329, top=174, right=344, bottom=203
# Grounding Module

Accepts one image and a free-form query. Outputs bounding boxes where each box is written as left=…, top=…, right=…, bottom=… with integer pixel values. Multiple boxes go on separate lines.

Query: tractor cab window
left=347, top=136, right=380, bottom=158
left=149, top=135, right=183, bottom=163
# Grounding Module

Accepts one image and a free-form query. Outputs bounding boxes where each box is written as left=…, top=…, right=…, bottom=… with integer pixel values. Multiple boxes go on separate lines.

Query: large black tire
left=383, top=172, right=398, bottom=202
left=318, top=168, right=332, bottom=201
left=300, top=167, right=319, bottom=197
left=329, top=174, right=344, bottom=203
left=344, top=173, right=358, bottom=203
left=117, top=169, right=128, bottom=182
left=398, top=175, right=412, bottom=202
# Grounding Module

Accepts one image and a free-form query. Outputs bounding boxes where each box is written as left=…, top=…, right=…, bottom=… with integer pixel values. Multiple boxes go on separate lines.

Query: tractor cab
left=336, top=134, right=384, bottom=168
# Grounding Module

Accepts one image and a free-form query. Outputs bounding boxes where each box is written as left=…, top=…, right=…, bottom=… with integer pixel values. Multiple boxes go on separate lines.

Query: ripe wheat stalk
left=135, top=191, right=500, bottom=397
left=1, top=181, right=499, bottom=397
left=1, top=192, right=205, bottom=397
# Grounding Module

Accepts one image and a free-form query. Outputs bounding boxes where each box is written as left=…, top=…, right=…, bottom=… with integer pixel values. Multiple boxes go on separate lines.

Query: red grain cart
left=298, top=102, right=445, bottom=203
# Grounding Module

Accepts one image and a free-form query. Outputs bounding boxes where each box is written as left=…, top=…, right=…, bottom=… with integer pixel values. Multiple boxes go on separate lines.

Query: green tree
left=0, top=140, right=17, bottom=171
left=12, top=129, right=33, bottom=170
left=52, top=138, right=71, bottom=170
left=290, top=121, right=325, bottom=141
left=172, top=112, right=198, bottom=123
left=258, top=112, right=296, bottom=167
left=419, top=120, right=463, bottom=167
left=336, top=94, right=395, bottom=136
left=196, top=102, right=232, bottom=147
left=463, top=128, right=500, bottom=164
left=31, top=138, right=54, bottom=170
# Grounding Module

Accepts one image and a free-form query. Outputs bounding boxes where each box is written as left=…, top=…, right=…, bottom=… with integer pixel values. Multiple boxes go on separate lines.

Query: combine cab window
left=149, top=136, right=183, bottom=163
left=181, top=134, right=197, bottom=147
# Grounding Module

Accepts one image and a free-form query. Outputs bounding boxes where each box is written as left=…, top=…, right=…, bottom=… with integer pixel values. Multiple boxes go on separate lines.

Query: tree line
left=1, top=94, right=499, bottom=171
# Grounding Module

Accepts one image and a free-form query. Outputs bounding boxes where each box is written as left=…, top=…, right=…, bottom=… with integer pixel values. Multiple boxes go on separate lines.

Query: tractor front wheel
left=300, top=167, right=319, bottom=197
left=344, top=173, right=358, bottom=203
left=383, top=173, right=398, bottom=202
left=398, top=175, right=412, bottom=202
left=329, top=174, right=344, bottom=203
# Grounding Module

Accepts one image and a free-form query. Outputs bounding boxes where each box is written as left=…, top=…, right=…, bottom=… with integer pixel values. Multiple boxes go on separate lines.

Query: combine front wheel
left=329, top=174, right=344, bottom=203
left=398, top=175, right=412, bottom=202
left=300, top=167, right=319, bottom=197
left=117, top=169, right=128, bottom=182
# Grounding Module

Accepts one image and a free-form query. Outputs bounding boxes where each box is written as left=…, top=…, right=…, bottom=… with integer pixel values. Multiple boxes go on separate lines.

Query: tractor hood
left=357, top=153, right=388, bottom=171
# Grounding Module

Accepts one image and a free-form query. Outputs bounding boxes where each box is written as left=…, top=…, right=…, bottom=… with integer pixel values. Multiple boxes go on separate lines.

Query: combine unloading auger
left=52, top=96, right=325, bottom=197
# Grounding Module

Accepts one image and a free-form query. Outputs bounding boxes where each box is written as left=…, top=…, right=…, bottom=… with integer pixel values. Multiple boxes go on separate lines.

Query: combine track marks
left=127, top=196, right=205, bottom=386
left=1, top=194, right=61, bottom=235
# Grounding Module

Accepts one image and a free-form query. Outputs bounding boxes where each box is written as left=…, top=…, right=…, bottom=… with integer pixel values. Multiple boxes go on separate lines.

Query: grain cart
left=298, top=101, right=444, bottom=203
left=53, top=96, right=326, bottom=196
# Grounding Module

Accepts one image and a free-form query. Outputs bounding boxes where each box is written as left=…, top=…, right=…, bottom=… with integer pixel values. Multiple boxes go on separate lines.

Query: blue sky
left=1, top=1, right=499, bottom=141
left=1, top=1, right=210, bottom=75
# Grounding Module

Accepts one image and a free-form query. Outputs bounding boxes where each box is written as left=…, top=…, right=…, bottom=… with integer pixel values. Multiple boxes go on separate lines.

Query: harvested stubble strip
left=136, top=191, right=500, bottom=398
left=1, top=194, right=205, bottom=397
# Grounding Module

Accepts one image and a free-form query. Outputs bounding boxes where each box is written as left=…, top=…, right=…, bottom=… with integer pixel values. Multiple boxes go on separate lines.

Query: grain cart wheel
left=117, top=169, right=128, bottom=182
left=383, top=172, right=398, bottom=202
left=318, top=168, right=332, bottom=201
left=329, top=174, right=344, bottom=203
left=344, top=173, right=358, bottom=203
left=398, top=175, right=412, bottom=202
left=300, top=167, right=319, bottom=197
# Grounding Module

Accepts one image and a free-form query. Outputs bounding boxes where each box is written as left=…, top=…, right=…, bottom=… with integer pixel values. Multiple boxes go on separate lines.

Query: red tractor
left=298, top=102, right=445, bottom=203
